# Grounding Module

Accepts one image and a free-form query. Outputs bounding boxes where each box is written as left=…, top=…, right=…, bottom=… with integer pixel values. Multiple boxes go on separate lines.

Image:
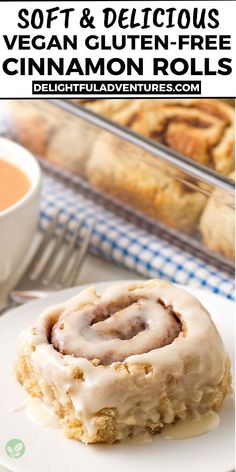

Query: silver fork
left=0, top=211, right=95, bottom=315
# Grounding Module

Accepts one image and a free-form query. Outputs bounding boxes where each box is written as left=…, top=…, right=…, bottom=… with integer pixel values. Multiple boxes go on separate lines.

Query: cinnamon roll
left=5, top=99, right=133, bottom=176
left=8, top=100, right=57, bottom=157
left=75, top=98, right=234, bottom=174
left=112, top=98, right=234, bottom=174
left=15, top=280, right=231, bottom=444
left=199, top=172, right=235, bottom=259
left=7, top=100, right=92, bottom=176
left=44, top=99, right=133, bottom=174
left=86, top=130, right=207, bottom=232
left=86, top=99, right=234, bottom=232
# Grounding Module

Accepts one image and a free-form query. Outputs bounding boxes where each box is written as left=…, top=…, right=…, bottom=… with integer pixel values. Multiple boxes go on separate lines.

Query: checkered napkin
left=40, top=172, right=235, bottom=301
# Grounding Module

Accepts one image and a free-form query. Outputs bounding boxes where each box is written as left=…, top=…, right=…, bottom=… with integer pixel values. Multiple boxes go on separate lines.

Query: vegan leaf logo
left=5, top=439, right=26, bottom=459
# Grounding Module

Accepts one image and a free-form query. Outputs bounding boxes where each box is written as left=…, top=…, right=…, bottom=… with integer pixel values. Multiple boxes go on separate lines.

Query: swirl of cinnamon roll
left=15, top=280, right=231, bottom=444
left=113, top=98, right=234, bottom=174
left=51, top=293, right=181, bottom=364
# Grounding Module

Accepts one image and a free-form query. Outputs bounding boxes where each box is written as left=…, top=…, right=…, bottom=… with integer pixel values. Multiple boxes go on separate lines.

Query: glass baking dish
left=0, top=98, right=234, bottom=273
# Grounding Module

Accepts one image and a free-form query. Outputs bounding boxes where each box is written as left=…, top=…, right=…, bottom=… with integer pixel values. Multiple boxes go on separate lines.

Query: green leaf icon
left=5, top=439, right=25, bottom=459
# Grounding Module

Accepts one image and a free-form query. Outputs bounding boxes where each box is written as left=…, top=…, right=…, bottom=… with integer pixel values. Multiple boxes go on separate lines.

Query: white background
left=0, top=1, right=235, bottom=97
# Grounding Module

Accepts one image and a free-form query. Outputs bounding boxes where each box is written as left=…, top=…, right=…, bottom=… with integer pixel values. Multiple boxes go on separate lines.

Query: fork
left=0, top=211, right=95, bottom=315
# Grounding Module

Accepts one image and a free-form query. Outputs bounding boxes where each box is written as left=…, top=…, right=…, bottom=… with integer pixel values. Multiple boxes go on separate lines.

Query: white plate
left=0, top=282, right=234, bottom=472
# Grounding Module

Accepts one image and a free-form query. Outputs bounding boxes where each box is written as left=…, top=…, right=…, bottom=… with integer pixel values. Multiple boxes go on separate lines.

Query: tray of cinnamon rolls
left=0, top=97, right=234, bottom=268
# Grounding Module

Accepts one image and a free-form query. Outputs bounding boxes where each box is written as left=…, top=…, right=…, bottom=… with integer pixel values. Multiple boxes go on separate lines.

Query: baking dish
left=0, top=98, right=234, bottom=272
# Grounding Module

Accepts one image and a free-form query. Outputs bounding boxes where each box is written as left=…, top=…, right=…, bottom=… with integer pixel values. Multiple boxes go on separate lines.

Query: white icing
left=26, top=397, right=60, bottom=429
left=17, top=279, right=229, bottom=442
left=127, top=431, right=153, bottom=444
left=20, top=400, right=219, bottom=442
left=161, top=412, right=220, bottom=439
left=51, top=298, right=180, bottom=363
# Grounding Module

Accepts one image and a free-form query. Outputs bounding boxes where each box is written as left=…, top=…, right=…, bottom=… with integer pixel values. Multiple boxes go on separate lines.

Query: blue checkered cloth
left=40, top=173, right=235, bottom=300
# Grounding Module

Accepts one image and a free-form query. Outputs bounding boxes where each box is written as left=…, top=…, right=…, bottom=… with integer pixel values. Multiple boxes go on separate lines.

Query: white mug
left=0, top=137, right=41, bottom=284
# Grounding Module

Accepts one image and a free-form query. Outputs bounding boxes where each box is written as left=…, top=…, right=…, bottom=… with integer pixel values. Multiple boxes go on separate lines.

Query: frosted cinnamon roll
left=15, top=280, right=231, bottom=444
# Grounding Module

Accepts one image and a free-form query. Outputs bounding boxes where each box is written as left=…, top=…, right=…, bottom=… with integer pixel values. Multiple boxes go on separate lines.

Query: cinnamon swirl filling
left=112, top=98, right=234, bottom=174
left=50, top=296, right=181, bottom=364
